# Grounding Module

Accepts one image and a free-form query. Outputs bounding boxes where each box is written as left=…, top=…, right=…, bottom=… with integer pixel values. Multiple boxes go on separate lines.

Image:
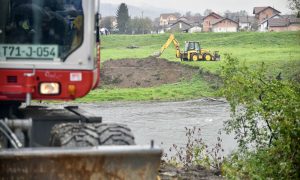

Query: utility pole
left=142, top=11, right=144, bottom=34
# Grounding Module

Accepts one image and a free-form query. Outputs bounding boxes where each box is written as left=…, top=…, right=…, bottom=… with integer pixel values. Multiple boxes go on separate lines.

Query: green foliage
left=221, top=54, right=300, bottom=179
left=288, top=0, right=300, bottom=12
left=129, top=17, right=153, bottom=34
left=166, top=127, right=224, bottom=172
left=101, top=16, right=113, bottom=31
left=116, top=3, right=130, bottom=33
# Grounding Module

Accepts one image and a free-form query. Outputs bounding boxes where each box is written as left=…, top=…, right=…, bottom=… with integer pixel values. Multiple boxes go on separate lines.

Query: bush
left=165, top=127, right=224, bottom=172
left=221, top=54, right=300, bottom=179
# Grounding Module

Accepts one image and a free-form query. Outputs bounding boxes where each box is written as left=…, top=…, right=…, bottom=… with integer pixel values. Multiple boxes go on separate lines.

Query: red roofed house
left=253, top=6, right=281, bottom=23
left=211, top=18, right=239, bottom=32
left=203, top=12, right=222, bottom=32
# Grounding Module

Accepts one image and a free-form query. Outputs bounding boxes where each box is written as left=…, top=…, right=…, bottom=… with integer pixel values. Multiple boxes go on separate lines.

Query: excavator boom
left=152, top=34, right=180, bottom=57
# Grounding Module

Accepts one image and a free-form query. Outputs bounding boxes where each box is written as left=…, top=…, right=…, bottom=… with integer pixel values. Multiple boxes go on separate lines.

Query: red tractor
left=0, top=0, right=161, bottom=178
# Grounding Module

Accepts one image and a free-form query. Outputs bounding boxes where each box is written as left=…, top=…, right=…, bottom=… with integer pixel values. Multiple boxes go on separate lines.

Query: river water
left=80, top=98, right=237, bottom=157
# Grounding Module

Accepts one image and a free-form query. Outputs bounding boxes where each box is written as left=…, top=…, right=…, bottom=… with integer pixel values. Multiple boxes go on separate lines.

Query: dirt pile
left=100, top=57, right=199, bottom=88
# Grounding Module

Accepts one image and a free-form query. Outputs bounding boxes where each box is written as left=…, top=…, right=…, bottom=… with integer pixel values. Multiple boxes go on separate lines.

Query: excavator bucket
left=152, top=51, right=162, bottom=58
left=0, top=145, right=162, bottom=179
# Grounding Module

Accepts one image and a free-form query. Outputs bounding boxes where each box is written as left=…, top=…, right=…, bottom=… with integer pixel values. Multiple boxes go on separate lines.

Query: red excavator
left=0, top=0, right=161, bottom=179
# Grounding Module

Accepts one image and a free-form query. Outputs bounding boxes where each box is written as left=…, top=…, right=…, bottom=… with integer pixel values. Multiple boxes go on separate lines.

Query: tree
left=101, top=16, right=113, bottom=31
left=128, top=17, right=153, bottom=34
left=287, top=0, right=300, bottom=13
left=116, top=3, right=130, bottom=33
left=203, top=9, right=212, bottom=16
left=237, top=10, right=248, bottom=17
left=185, top=11, right=192, bottom=18
left=224, top=10, right=248, bottom=22
left=221, top=54, right=300, bottom=179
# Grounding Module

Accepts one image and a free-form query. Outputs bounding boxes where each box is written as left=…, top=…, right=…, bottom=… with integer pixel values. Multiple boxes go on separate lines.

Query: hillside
left=101, top=31, right=300, bottom=79
left=79, top=31, right=300, bottom=102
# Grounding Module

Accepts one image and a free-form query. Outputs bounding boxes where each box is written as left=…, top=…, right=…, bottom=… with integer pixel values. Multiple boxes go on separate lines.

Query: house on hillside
left=167, top=17, right=192, bottom=32
left=211, top=18, right=239, bottom=32
left=159, top=13, right=178, bottom=26
left=259, top=14, right=282, bottom=32
left=288, top=18, right=300, bottom=31
left=238, top=16, right=256, bottom=30
left=253, top=6, right=281, bottom=23
left=188, top=26, right=202, bottom=33
left=258, top=12, right=300, bottom=32
left=269, top=18, right=300, bottom=31
left=203, top=12, right=223, bottom=32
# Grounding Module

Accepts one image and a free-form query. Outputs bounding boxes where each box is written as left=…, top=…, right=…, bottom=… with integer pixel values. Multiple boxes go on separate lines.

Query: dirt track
left=100, top=57, right=199, bottom=88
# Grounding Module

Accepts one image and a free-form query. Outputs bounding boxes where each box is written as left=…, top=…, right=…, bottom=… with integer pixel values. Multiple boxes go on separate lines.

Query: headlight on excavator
left=40, top=83, right=60, bottom=95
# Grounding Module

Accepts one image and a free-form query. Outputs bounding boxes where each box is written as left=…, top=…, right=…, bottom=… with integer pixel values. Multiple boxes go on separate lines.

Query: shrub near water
left=221, top=54, right=300, bottom=179
left=165, top=127, right=224, bottom=173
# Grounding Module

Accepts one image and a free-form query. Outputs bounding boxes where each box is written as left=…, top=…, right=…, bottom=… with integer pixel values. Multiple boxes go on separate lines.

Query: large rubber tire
left=94, top=123, right=135, bottom=145
left=191, top=54, right=198, bottom=61
left=203, top=53, right=212, bottom=61
left=49, top=123, right=135, bottom=147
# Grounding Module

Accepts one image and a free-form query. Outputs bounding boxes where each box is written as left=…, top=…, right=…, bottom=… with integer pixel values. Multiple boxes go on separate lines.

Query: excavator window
left=184, top=42, right=200, bottom=52
left=0, top=0, right=83, bottom=60
left=184, top=42, right=190, bottom=52
left=195, top=42, right=200, bottom=52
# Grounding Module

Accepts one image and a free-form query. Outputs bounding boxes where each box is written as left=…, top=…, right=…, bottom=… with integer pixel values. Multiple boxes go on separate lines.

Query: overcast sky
left=100, top=0, right=292, bottom=15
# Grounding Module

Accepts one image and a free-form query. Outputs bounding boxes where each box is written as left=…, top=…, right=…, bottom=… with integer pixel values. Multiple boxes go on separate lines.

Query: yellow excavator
left=154, top=34, right=220, bottom=61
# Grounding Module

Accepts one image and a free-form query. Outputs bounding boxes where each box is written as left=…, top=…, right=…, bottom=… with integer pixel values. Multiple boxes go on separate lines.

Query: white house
left=259, top=14, right=282, bottom=32
left=211, top=18, right=239, bottom=32
left=188, top=26, right=202, bottom=33
left=238, top=16, right=255, bottom=30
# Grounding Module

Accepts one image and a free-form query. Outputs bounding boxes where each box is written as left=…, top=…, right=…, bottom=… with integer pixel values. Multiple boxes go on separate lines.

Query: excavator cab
left=0, top=0, right=162, bottom=178
left=184, top=41, right=201, bottom=52
left=182, top=41, right=201, bottom=61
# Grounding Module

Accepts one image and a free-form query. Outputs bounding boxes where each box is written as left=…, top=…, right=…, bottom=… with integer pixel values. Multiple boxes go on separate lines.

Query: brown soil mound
left=100, top=57, right=199, bottom=88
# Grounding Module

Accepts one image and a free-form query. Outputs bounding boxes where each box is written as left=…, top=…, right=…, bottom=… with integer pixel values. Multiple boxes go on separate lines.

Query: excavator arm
left=153, top=34, right=181, bottom=58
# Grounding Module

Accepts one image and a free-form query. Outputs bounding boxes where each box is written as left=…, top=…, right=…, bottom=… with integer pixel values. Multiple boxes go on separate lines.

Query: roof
left=211, top=18, right=239, bottom=25
left=269, top=18, right=289, bottom=27
left=281, top=14, right=297, bottom=19
left=253, top=6, right=281, bottom=14
left=170, top=19, right=192, bottom=26
left=260, top=14, right=282, bottom=24
left=187, top=16, right=203, bottom=24
left=289, top=18, right=300, bottom=24
left=160, top=13, right=179, bottom=19
left=203, top=12, right=222, bottom=20
left=238, top=16, right=256, bottom=23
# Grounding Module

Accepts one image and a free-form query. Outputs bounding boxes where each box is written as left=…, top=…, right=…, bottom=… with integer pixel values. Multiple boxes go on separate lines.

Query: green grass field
left=79, top=31, right=300, bottom=102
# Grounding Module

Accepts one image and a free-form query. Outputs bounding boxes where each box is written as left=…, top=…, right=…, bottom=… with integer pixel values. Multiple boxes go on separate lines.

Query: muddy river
left=80, top=98, right=237, bottom=157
